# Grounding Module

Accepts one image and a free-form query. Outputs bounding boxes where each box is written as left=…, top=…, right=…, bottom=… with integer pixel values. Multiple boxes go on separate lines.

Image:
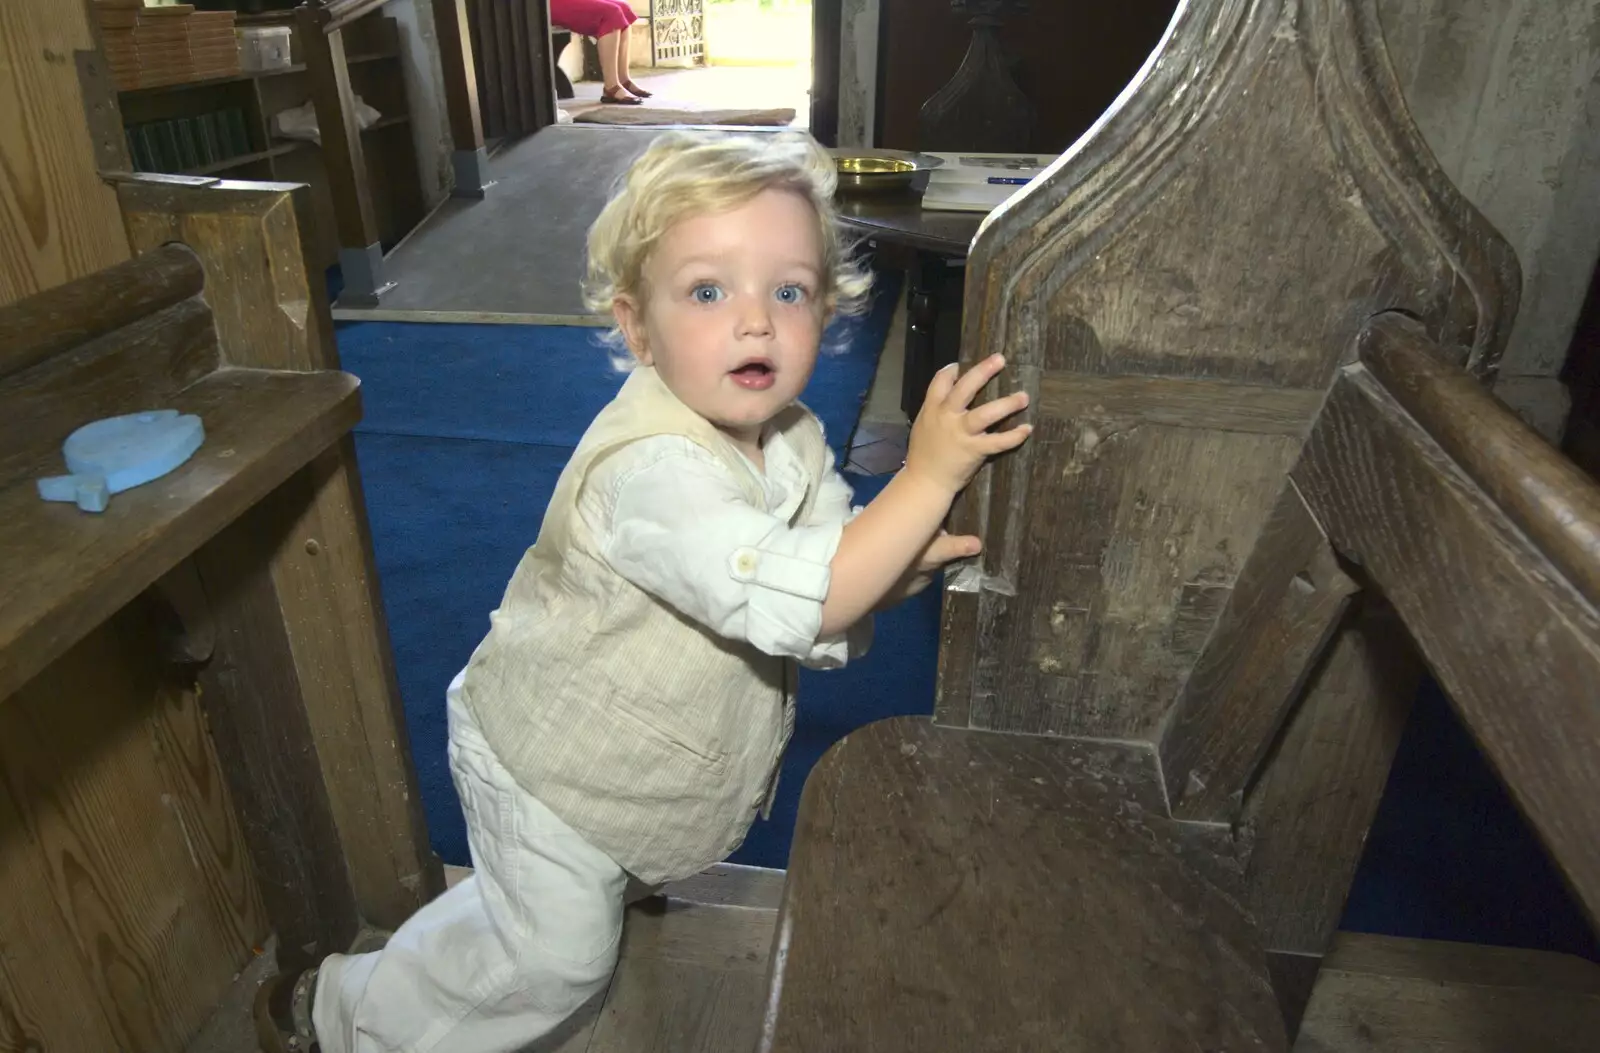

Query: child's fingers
left=946, top=353, right=1006, bottom=410
left=979, top=423, right=1034, bottom=454
left=923, top=532, right=983, bottom=566
left=923, top=361, right=960, bottom=405
left=966, top=390, right=1030, bottom=433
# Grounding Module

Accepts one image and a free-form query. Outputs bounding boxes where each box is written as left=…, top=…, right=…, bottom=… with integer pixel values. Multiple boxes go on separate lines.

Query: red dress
left=549, top=0, right=638, bottom=38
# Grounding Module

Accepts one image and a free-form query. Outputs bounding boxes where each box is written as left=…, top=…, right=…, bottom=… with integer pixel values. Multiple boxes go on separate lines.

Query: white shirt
left=576, top=427, right=872, bottom=668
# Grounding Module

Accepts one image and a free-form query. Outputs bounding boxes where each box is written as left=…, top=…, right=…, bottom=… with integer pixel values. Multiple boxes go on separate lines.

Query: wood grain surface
left=0, top=368, right=362, bottom=701
left=1294, top=364, right=1600, bottom=922
left=0, top=242, right=201, bottom=380
left=0, top=0, right=131, bottom=305
left=1360, top=313, right=1600, bottom=607
left=762, top=717, right=1286, bottom=1053
left=1162, top=482, right=1358, bottom=822
left=0, top=605, right=266, bottom=1052
left=939, top=0, right=1517, bottom=742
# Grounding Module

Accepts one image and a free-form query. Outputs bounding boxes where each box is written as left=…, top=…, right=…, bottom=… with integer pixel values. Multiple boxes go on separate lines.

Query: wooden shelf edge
left=117, top=64, right=310, bottom=96
left=0, top=368, right=361, bottom=702
left=186, top=140, right=311, bottom=176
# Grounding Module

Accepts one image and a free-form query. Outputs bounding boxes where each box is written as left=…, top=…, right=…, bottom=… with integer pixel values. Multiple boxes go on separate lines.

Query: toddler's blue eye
left=692, top=283, right=724, bottom=304
left=776, top=284, right=808, bottom=305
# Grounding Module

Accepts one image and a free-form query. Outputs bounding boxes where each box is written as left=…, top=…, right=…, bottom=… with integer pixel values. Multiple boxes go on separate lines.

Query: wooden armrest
left=761, top=716, right=1287, bottom=1052
left=0, top=367, right=361, bottom=699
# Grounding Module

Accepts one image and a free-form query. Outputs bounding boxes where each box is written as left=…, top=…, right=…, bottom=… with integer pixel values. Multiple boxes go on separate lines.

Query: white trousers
left=314, top=674, right=629, bottom=1053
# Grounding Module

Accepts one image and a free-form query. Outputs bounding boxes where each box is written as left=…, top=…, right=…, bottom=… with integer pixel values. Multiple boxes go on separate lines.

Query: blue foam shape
left=36, top=475, right=80, bottom=502
left=62, top=410, right=205, bottom=494
left=73, top=475, right=110, bottom=512
left=36, top=410, right=205, bottom=513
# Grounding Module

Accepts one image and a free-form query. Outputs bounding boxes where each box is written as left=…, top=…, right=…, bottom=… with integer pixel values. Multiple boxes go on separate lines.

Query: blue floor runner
left=337, top=301, right=895, bottom=453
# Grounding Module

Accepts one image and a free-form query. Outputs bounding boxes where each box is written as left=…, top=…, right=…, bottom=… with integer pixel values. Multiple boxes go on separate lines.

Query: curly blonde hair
left=582, top=131, right=873, bottom=339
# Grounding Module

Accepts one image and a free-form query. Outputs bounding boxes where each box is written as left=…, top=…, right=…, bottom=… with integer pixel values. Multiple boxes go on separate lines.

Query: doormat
left=575, top=105, right=796, bottom=127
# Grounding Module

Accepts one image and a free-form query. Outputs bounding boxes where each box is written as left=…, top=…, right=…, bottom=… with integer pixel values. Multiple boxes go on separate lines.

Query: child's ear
left=613, top=295, right=652, bottom=365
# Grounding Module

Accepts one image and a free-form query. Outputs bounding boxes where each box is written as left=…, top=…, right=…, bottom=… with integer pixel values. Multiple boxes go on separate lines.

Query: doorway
left=553, top=0, right=813, bottom=127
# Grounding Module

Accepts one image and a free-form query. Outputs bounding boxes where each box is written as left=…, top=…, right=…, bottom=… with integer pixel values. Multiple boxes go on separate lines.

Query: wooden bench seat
left=763, top=716, right=1287, bottom=1052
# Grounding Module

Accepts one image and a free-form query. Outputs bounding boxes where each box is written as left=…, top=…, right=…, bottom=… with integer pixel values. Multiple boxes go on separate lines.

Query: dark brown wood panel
left=1239, top=598, right=1420, bottom=1034
left=968, top=418, right=1302, bottom=737
left=1298, top=933, right=1600, bottom=1053
left=761, top=717, right=1286, bottom=1053
left=195, top=502, right=363, bottom=970
left=1294, top=363, right=1600, bottom=921
left=1162, top=483, right=1358, bottom=822
left=247, top=440, right=445, bottom=930
left=941, top=0, right=1517, bottom=740
left=1038, top=374, right=1324, bottom=437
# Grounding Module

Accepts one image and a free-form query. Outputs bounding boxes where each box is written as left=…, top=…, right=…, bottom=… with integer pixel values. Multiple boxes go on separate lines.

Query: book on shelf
left=920, top=151, right=1058, bottom=214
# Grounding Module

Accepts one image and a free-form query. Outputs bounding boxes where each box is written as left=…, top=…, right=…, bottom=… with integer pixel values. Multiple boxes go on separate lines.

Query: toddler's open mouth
left=730, top=359, right=775, bottom=390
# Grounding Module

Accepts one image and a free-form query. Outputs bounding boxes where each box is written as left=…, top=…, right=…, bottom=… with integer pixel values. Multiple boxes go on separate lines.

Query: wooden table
left=837, top=191, right=983, bottom=419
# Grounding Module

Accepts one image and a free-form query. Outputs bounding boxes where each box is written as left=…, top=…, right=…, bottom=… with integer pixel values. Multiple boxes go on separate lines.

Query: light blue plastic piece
left=36, top=410, right=205, bottom=513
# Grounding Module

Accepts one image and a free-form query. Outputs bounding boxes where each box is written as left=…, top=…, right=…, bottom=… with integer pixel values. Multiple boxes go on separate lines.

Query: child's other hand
left=915, top=530, right=981, bottom=574
left=904, top=354, right=1032, bottom=497
left=878, top=530, right=982, bottom=608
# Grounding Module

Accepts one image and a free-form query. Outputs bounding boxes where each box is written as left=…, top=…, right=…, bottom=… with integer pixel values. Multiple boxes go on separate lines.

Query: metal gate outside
left=650, top=0, right=705, bottom=65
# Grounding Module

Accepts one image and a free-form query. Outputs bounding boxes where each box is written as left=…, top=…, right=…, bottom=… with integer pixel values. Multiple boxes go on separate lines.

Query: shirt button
left=735, top=550, right=758, bottom=575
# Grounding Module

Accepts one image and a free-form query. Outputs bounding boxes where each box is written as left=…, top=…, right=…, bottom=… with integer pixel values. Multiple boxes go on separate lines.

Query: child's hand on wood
left=904, top=354, right=1032, bottom=497
left=878, top=530, right=982, bottom=608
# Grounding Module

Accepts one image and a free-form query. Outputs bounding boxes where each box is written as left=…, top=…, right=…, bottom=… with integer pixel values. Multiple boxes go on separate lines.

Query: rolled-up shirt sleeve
left=579, top=436, right=870, bottom=666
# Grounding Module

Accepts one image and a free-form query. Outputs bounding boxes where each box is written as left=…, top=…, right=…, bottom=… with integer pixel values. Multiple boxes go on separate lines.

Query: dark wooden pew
left=760, top=1, right=1600, bottom=1049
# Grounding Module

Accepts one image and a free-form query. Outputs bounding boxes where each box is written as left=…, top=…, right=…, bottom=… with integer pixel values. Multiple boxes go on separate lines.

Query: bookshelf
left=113, top=10, right=426, bottom=275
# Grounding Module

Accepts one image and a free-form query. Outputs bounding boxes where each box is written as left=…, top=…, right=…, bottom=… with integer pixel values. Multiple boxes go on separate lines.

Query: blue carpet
left=337, top=298, right=896, bottom=455
left=1344, top=678, right=1600, bottom=961
left=344, top=275, right=902, bottom=869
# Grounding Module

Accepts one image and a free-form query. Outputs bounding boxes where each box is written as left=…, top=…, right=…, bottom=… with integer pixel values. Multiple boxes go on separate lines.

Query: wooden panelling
left=0, top=606, right=266, bottom=1053
left=0, top=0, right=131, bottom=306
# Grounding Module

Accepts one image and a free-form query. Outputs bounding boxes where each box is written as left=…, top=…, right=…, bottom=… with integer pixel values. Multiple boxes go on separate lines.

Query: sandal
left=254, top=966, right=321, bottom=1053
left=600, top=86, right=642, bottom=105
left=622, top=80, right=654, bottom=99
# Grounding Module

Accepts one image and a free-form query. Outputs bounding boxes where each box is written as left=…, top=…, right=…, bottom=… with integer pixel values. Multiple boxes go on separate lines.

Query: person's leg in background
left=613, top=4, right=652, bottom=98
left=595, top=28, right=633, bottom=102
left=551, top=0, right=642, bottom=103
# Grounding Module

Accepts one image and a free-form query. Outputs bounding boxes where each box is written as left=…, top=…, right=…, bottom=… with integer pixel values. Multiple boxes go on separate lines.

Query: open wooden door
left=465, top=0, right=559, bottom=144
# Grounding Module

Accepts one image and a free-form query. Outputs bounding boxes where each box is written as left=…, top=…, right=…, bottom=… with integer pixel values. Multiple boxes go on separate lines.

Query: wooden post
left=298, top=4, right=391, bottom=305
left=1240, top=598, right=1422, bottom=1037
left=433, top=0, right=493, bottom=197
left=118, top=177, right=445, bottom=941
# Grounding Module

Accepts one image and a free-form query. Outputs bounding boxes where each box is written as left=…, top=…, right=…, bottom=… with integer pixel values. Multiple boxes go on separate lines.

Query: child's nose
left=737, top=298, right=774, bottom=337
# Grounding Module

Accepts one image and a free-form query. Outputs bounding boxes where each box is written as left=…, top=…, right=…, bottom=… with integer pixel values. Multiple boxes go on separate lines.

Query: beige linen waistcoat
left=459, top=365, right=829, bottom=884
